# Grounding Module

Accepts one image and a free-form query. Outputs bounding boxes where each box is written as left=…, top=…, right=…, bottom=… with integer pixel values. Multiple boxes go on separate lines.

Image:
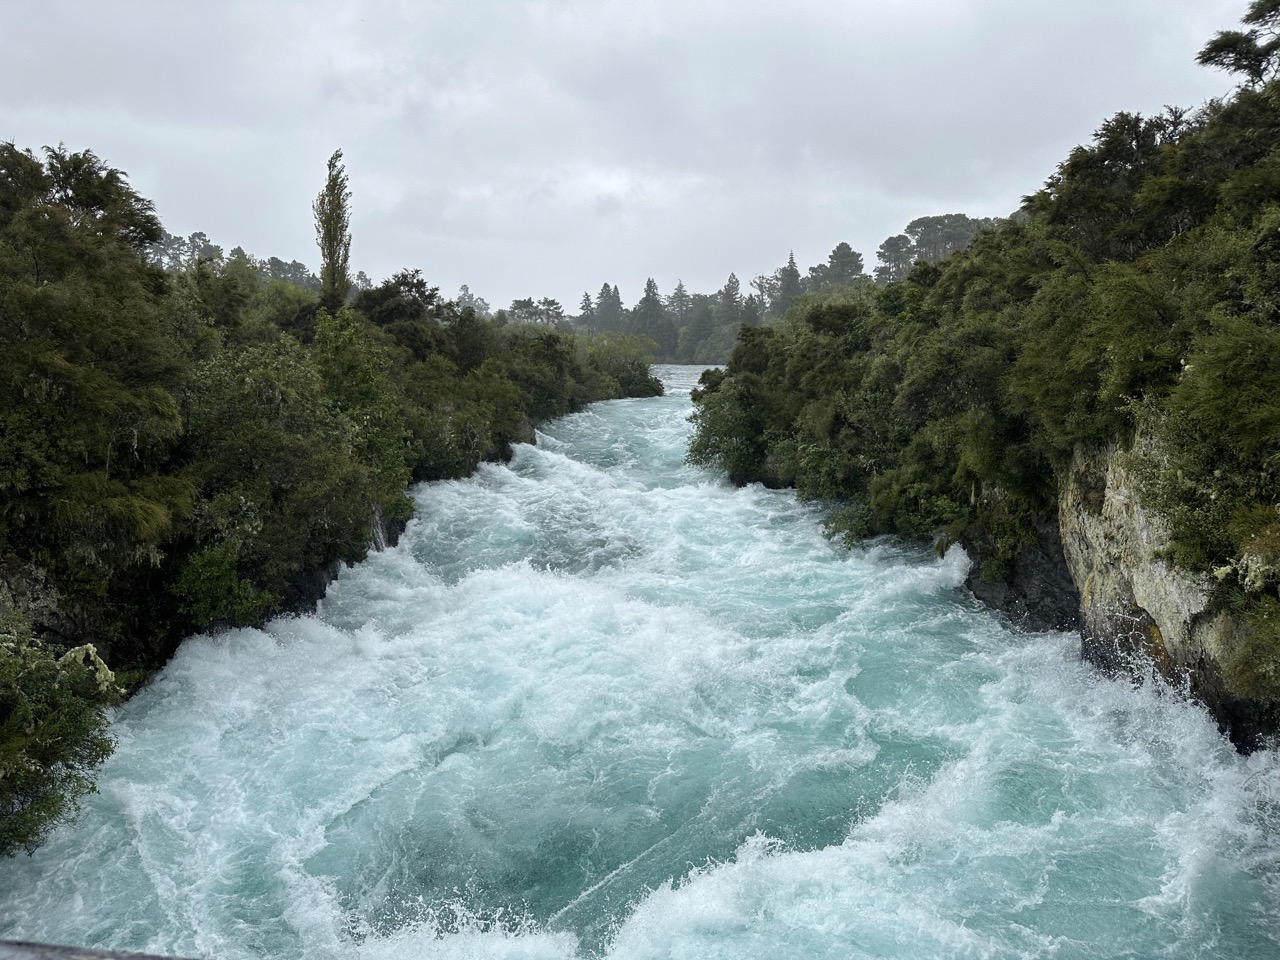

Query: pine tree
left=719, top=273, right=743, bottom=327
left=679, top=298, right=716, bottom=362
left=666, top=280, right=693, bottom=324
left=826, top=242, right=865, bottom=286
left=875, top=234, right=916, bottom=284
left=596, top=283, right=624, bottom=332
left=773, top=252, right=804, bottom=317
left=632, top=278, right=677, bottom=358
left=578, top=292, right=596, bottom=330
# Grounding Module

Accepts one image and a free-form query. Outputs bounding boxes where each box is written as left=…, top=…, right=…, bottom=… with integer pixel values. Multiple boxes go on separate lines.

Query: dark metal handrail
left=0, top=942, right=195, bottom=960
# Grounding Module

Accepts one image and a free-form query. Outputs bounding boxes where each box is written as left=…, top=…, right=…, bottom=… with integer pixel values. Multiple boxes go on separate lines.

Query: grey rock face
left=1058, top=438, right=1279, bottom=750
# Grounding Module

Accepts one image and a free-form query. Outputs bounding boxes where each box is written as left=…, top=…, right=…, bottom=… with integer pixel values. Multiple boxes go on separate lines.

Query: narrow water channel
left=3, top=365, right=1277, bottom=959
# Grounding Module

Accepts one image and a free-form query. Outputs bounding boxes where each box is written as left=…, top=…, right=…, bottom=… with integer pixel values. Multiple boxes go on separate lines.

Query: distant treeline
left=689, top=5, right=1280, bottom=699
left=495, top=214, right=996, bottom=365
left=0, top=144, right=661, bottom=856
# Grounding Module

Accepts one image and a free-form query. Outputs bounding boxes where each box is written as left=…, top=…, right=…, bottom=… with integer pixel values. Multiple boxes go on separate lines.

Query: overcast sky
left=4, top=0, right=1245, bottom=310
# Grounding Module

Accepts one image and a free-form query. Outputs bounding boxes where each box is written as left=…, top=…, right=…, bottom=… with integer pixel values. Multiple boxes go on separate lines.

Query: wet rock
left=1058, top=438, right=1280, bottom=751
left=962, top=515, right=1081, bottom=633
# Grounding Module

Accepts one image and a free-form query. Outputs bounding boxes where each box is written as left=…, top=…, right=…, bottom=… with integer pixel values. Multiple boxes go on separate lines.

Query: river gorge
left=2, top=366, right=1277, bottom=959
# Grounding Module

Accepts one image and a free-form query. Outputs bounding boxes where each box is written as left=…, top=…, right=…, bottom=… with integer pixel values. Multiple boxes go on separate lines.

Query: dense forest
left=690, top=6, right=1280, bottom=704
left=0, top=147, right=661, bottom=855
left=490, top=214, right=995, bottom=365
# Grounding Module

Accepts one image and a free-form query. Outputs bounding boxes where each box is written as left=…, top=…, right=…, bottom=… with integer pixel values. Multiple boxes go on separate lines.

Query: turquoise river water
left=2, top=365, right=1279, bottom=958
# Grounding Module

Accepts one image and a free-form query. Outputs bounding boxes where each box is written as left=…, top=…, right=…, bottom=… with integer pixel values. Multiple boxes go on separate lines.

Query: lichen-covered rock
left=1059, top=438, right=1280, bottom=750
left=0, top=563, right=82, bottom=654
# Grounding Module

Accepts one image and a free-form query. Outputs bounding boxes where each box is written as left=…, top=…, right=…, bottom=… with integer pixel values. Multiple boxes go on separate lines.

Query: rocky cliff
left=1057, top=436, right=1279, bottom=751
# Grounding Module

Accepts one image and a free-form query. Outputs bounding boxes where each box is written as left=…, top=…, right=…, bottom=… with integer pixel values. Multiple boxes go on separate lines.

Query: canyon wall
left=1057, top=438, right=1278, bottom=750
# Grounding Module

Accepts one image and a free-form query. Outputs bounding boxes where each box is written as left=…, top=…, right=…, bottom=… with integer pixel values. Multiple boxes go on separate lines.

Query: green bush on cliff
left=0, top=142, right=192, bottom=653
left=178, top=337, right=381, bottom=620
left=0, top=603, right=120, bottom=857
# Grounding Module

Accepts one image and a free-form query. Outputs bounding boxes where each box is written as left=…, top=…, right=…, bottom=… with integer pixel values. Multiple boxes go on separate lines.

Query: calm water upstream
left=2, top=365, right=1278, bottom=959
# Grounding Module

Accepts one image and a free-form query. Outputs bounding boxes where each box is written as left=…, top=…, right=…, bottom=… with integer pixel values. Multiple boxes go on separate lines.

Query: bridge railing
left=0, top=942, right=195, bottom=960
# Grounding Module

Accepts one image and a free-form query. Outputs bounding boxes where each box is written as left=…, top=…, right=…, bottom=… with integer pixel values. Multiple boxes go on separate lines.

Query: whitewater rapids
left=2, top=365, right=1277, bottom=959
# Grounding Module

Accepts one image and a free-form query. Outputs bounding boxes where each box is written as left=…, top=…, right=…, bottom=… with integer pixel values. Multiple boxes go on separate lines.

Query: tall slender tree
left=773, top=251, right=804, bottom=317
left=719, top=273, right=743, bottom=327
left=631, top=278, right=677, bottom=357
left=578, top=292, right=596, bottom=330
left=314, top=149, right=352, bottom=311
left=679, top=297, right=717, bottom=362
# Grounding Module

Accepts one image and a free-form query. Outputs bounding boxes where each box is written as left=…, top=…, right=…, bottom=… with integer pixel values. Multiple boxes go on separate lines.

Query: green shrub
left=173, top=543, right=278, bottom=628
left=0, top=603, right=120, bottom=857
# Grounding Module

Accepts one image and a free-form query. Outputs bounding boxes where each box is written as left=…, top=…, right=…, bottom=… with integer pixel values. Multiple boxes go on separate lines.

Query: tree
left=578, top=292, right=596, bottom=331
left=1198, top=0, right=1280, bottom=85
left=501, top=296, right=565, bottom=325
left=632, top=278, right=664, bottom=329
left=263, top=256, right=320, bottom=290
left=827, top=242, right=865, bottom=285
left=596, top=283, right=624, bottom=332
left=457, top=284, right=491, bottom=318
left=631, top=278, right=677, bottom=358
left=508, top=297, right=539, bottom=323
left=313, top=149, right=352, bottom=312
left=354, top=269, right=440, bottom=326
left=679, top=297, right=717, bottom=362
left=0, top=143, right=187, bottom=606
left=807, top=242, right=866, bottom=293
left=719, top=273, right=743, bottom=327
left=1027, top=112, right=1169, bottom=263
left=666, top=280, right=693, bottom=325
left=184, top=231, right=222, bottom=263
left=751, top=273, right=778, bottom=309
left=905, top=214, right=995, bottom=263
left=0, top=145, right=177, bottom=853
left=538, top=297, right=567, bottom=326
left=179, top=338, right=387, bottom=623
left=149, top=230, right=222, bottom=269
left=875, top=234, right=916, bottom=283
left=772, top=252, right=804, bottom=317
left=149, top=230, right=187, bottom=270
left=312, top=306, right=410, bottom=518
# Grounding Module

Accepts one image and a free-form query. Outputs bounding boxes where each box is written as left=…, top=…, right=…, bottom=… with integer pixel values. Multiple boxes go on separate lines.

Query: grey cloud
left=2, top=0, right=1245, bottom=309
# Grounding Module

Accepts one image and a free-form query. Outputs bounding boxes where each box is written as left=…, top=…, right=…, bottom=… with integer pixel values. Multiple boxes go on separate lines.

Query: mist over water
left=3, top=365, right=1279, bottom=959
